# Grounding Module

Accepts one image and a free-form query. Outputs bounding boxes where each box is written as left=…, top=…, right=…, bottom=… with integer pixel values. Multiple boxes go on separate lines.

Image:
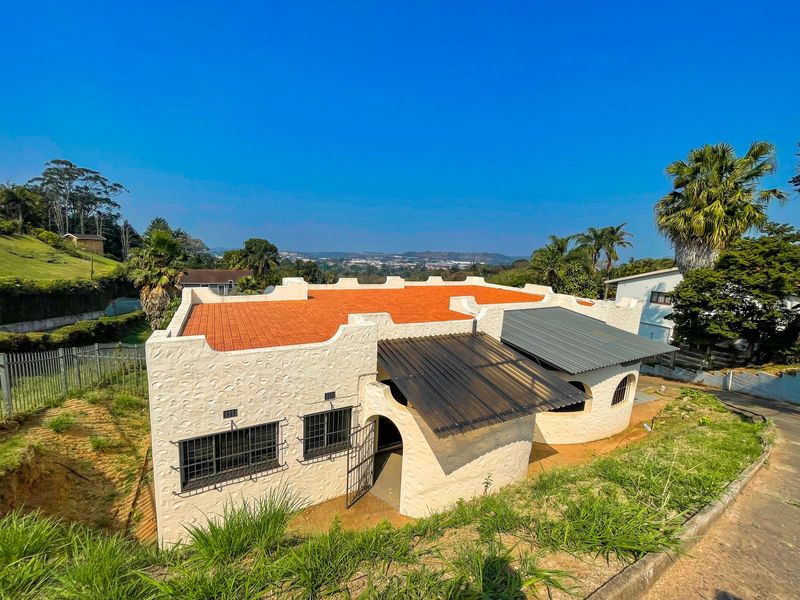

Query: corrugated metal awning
left=501, top=307, right=677, bottom=374
left=377, top=333, right=588, bottom=438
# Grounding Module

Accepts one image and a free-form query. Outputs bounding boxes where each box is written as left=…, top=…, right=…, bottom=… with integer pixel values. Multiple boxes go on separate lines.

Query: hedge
left=0, top=311, right=147, bottom=353
left=0, top=273, right=136, bottom=325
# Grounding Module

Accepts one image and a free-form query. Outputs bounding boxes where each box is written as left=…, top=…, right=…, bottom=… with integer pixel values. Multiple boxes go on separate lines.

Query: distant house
left=604, top=268, right=682, bottom=342
left=177, top=269, right=253, bottom=296
left=62, top=233, right=105, bottom=255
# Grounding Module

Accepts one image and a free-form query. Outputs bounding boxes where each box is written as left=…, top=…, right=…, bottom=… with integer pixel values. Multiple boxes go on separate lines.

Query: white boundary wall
left=147, top=276, right=645, bottom=545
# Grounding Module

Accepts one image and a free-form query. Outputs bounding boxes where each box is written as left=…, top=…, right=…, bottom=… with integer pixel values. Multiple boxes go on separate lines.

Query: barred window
left=179, top=422, right=280, bottom=491
left=649, top=291, right=672, bottom=305
left=303, top=407, right=352, bottom=459
left=612, top=376, right=632, bottom=406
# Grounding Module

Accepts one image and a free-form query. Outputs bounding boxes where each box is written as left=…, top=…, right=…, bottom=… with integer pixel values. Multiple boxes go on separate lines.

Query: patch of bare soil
left=0, top=395, right=150, bottom=533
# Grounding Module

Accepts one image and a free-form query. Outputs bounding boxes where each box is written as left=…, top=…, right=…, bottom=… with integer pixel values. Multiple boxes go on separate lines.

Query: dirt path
left=641, top=378, right=800, bottom=600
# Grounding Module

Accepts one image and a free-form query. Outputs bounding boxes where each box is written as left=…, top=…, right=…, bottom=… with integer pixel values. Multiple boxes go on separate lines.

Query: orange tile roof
left=181, top=285, right=543, bottom=351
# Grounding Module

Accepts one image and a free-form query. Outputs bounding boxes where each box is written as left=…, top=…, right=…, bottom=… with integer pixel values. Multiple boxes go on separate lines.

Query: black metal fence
left=0, top=342, right=147, bottom=418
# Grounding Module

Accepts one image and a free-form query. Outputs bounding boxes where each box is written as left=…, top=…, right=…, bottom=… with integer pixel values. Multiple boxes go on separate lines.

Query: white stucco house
left=146, top=276, right=675, bottom=545
left=604, top=268, right=682, bottom=343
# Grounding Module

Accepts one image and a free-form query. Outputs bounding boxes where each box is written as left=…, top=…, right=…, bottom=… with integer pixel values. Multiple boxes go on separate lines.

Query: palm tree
left=656, top=141, right=787, bottom=272
left=129, top=230, right=184, bottom=328
left=600, top=223, right=632, bottom=274
left=575, top=227, right=606, bottom=271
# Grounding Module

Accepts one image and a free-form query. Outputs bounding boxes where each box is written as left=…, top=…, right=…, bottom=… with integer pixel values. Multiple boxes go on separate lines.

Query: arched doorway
left=371, top=416, right=403, bottom=510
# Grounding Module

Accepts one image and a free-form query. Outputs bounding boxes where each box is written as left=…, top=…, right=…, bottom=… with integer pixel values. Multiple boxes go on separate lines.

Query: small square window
left=223, top=409, right=238, bottom=419
left=324, top=391, right=336, bottom=401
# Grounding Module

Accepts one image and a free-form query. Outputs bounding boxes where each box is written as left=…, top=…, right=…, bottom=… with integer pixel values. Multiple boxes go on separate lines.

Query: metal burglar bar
left=346, top=420, right=376, bottom=507
left=302, top=407, right=353, bottom=459
left=179, top=422, right=282, bottom=492
left=612, top=376, right=630, bottom=406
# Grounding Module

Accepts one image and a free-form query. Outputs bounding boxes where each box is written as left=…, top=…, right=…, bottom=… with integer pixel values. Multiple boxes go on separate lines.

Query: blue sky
left=1, top=1, right=798, bottom=258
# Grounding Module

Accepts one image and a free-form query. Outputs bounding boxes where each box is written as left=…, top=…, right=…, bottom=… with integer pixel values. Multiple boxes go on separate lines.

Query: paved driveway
left=640, top=378, right=800, bottom=600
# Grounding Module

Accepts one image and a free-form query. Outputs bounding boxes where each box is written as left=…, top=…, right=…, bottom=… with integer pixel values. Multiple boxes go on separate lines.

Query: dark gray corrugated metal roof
left=377, top=332, right=588, bottom=438
left=501, top=307, right=677, bottom=375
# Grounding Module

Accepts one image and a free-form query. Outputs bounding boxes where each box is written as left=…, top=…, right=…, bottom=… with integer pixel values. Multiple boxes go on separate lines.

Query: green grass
left=0, top=389, right=768, bottom=599
left=120, top=320, right=152, bottom=344
left=0, top=234, right=121, bottom=280
left=89, top=436, right=119, bottom=452
left=0, top=434, right=29, bottom=476
left=45, top=413, right=75, bottom=433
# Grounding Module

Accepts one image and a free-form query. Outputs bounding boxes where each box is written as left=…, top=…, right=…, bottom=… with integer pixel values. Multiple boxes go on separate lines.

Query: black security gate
left=346, top=420, right=376, bottom=508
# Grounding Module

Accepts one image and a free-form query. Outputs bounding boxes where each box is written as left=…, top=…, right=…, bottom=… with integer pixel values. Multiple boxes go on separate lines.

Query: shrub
left=0, top=310, right=147, bottom=353
left=0, top=219, right=17, bottom=235
left=45, top=413, right=75, bottom=433
left=0, top=274, right=135, bottom=326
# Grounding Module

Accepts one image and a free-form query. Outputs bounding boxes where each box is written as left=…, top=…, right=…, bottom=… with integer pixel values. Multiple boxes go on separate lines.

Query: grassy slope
left=0, top=234, right=121, bottom=280
left=0, top=388, right=768, bottom=599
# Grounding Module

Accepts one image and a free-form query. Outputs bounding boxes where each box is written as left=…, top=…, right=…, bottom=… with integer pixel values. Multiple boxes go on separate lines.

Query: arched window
left=612, top=375, right=634, bottom=406
left=552, top=381, right=591, bottom=413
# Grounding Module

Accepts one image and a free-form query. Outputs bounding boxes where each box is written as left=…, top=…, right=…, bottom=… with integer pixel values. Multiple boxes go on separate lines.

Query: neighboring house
left=604, top=268, right=682, bottom=343
left=62, top=233, right=105, bottom=255
left=146, top=277, right=674, bottom=545
left=177, top=269, right=253, bottom=296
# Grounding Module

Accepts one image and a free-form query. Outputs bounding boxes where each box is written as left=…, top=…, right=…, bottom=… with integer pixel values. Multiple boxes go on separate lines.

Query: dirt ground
left=0, top=394, right=150, bottom=533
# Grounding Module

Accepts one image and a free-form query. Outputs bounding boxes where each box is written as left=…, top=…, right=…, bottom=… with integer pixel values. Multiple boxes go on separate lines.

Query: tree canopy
left=670, top=222, right=800, bottom=362
left=655, top=141, right=787, bottom=272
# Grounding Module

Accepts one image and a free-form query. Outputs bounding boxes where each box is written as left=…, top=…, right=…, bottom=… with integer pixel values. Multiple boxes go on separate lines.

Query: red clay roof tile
left=181, top=285, right=542, bottom=351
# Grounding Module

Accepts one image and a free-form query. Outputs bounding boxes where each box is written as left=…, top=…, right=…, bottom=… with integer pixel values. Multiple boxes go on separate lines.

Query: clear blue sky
left=1, top=1, right=798, bottom=259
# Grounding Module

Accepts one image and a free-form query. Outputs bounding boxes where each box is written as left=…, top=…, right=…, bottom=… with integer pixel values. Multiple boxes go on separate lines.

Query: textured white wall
left=148, top=277, right=647, bottom=545
left=363, top=383, right=535, bottom=517
left=146, top=323, right=377, bottom=546
left=533, top=363, right=640, bottom=444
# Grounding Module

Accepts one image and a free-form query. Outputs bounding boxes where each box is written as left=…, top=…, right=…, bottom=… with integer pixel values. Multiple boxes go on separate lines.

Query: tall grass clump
left=148, top=565, right=269, bottom=600
left=272, top=519, right=413, bottom=598
left=531, top=490, right=682, bottom=563
left=186, top=487, right=303, bottom=565
left=54, top=528, right=153, bottom=599
left=445, top=540, right=575, bottom=599
left=45, top=412, right=75, bottom=433
left=0, top=510, right=65, bottom=599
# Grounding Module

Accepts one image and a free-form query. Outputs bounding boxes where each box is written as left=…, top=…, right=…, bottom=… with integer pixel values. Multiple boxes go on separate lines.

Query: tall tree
left=670, top=222, right=800, bottom=361
left=574, top=227, right=606, bottom=271
left=600, top=223, right=633, bottom=274
left=0, top=184, right=44, bottom=234
left=791, top=142, right=800, bottom=194
left=655, top=141, right=787, bottom=272
left=234, top=238, right=280, bottom=278
left=129, top=230, right=185, bottom=328
left=28, top=159, right=126, bottom=235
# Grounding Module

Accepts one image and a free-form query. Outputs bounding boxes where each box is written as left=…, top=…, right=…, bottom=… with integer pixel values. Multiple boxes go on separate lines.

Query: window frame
left=649, top=291, right=673, bottom=305
left=178, top=421, right=281, bottom=492
left=302, top=407, right=353, bottom=460
left=611, top=376, right=632, bottom=406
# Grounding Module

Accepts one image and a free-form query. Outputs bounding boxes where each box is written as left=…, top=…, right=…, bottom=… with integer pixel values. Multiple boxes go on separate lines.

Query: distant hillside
left=0, top=235, right=122, bottom=280
left=284, top=249, right=522, bottom=265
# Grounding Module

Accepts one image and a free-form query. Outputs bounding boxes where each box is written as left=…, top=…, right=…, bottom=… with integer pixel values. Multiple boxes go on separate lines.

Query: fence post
left=0, top=353, right=12, bottom=418
left=94, top=343, right=101, bottom=381
left=58, top=348, right=69, bottom=394
left=72, top=348, right=82, bottom=389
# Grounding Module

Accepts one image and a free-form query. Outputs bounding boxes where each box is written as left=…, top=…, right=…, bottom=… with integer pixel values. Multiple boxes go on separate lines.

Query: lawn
left=120, top=319, right=152, bottom=344
left=0, top=234, right=122, bottom=280
left=0, top=389, right=768, bottom=599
